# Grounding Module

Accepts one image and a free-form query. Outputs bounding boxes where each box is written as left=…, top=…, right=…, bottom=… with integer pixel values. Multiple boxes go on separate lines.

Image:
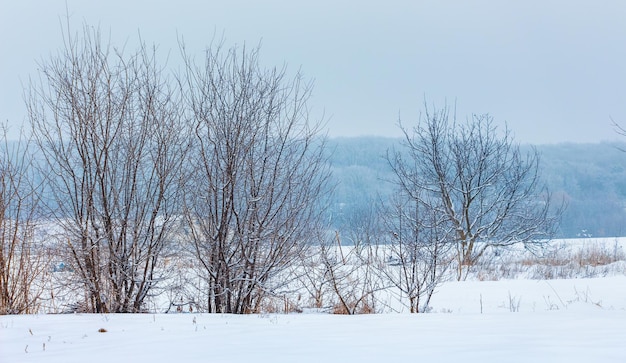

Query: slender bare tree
left=324, top=232, right=383, bottom=314
left=379, top=190, right=452, bottom=313
left=391, top=104, right=560, bottom=280
left=0, top=127, right=47, bottom=314
left=297, top=207, right=386, bottom=315
left=180, top=42, right=330, bottom=314
left=27, top=25, right=187, bottom=312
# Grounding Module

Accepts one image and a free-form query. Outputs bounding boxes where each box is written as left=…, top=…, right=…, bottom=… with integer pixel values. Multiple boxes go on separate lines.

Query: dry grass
left=332, top=300, right=375, bottom=315
left=255, top=294, right=303, bottom=314
left=472, top=240, right=626, bottom=281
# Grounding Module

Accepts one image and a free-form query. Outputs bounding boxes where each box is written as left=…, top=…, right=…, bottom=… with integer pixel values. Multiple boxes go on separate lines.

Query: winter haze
left=1, top=0, right=625, bottom=143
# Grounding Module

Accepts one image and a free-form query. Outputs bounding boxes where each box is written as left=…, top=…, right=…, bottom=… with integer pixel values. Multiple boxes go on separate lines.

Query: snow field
left=2, top=275, right=626, bottom=362
left=2, top=309, right=625, bottom=362
left=3, top=238, right=626, bottom=361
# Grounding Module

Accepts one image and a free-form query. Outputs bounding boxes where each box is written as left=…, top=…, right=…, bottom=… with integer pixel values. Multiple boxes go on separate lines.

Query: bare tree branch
left=0, top=125, right=47, bottom=314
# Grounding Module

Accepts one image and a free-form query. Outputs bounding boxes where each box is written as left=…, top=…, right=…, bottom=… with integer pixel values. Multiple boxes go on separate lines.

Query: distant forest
left=327, top=137, right=626, bottom=239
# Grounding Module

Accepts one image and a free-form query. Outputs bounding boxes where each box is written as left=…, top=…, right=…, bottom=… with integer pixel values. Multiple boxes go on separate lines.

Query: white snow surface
left=2, top=276, right=626, bottom=362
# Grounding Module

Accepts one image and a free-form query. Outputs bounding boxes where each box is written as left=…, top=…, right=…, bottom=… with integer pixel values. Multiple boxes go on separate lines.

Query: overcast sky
left=2, top=0, right=625, bottom=144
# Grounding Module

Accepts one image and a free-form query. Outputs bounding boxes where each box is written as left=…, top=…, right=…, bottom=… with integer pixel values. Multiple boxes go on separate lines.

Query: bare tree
left=0, top=127, right=47, bottom=314
left=315, top=231, right=382, bottom=314
left=296, top=197, right=386, bottom=314
left=379, top=191, right=452, bottom=313
left=330, top=204, right=386, bottom=314
left=296, top=202, right=387, bottom=315
left=294, top=246, right=331, bottom=311
left=391, top=104, right=559, bottom=280
left=27, top=26, right=187, bottom=312
left=180, top=42, right=330, bottom=314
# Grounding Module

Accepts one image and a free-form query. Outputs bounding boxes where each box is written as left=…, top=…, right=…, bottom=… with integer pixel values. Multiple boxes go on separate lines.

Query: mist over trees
left=536, top=142, right=626, bottom=237
left=328, top=139, right=626, bottom=240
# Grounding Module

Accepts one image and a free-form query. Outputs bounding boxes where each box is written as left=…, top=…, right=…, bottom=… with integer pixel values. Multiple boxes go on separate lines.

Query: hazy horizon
left=2, top=1, right=625, bottom=144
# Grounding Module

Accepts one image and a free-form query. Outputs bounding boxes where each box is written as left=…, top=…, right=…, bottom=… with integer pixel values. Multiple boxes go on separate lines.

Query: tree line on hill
left=327, top=138, right=626, bottom=239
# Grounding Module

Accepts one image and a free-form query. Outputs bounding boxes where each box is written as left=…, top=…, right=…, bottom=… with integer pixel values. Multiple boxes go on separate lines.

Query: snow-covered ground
left=3, top=275, right=625, bottom=362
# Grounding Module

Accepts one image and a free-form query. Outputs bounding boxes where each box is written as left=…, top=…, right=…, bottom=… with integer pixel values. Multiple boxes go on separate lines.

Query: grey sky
left=1, top=0, right=625, bottom=144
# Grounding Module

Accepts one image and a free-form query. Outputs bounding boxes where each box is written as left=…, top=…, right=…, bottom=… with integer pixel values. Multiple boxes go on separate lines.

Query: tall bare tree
left=27, top=26, right=187, bottom=312
left=180, top=42, right=330, bottom=314
left=391, top=105, right=559, bottom=280
left=0, top=127, right=46, bottom=314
